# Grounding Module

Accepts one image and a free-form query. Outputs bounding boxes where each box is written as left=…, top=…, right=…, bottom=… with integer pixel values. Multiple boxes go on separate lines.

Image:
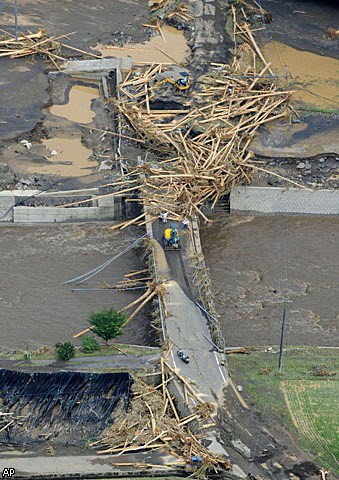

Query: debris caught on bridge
left=57, top=6, right=294, bottom=227
left=72, top=265, right=165, bottom=340
left=94, top=361, right=231, bottom=475
left=112, top=56, right=292, bottom=223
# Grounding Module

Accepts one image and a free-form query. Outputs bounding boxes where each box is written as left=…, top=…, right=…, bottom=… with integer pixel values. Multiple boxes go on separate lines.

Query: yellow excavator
left=152, top=72, right=190, bottom=93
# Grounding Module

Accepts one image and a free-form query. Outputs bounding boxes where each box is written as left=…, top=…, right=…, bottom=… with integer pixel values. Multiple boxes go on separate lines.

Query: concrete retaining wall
left=13, top=206, right=115, bottom=223
left=230, top=187, right=339, bottom=216
left=0, top=189, right=121, bottom=223
left=0, top=191, right=15, bottom=221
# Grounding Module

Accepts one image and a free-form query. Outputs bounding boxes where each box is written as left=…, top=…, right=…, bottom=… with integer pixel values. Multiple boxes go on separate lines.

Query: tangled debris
left=150, top=0, right=193, bottom=23
left=0, top=370, right=132, bottom=445
left=93, top=358, right=231, bottom=476
left=0, top=29, right=99, bottom=69
left=112, top=58, right=292, bottom=222
left=56, top=2, right=296, bottom=227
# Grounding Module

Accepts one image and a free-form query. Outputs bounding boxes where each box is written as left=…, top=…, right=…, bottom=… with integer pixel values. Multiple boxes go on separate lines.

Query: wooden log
left=124, top=269, right=149, bottom=278
left=163, top=359, right=205, bottom=405
left=122, top=288, right=159, bottom=327
left=246, top=164, right=312, bottom=190
left=165, top=389, right=180, bottom=423
left=120, top=288, right=152, bottom=312
left=119, top=212, right=146, bottom=230
left=73, top=326, right=93, bottom=338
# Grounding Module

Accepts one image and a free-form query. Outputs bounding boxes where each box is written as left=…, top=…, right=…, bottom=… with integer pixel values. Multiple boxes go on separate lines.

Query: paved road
left=0, top=451, right=182, bottom=477
left=152, top=220, right=229, bottom=456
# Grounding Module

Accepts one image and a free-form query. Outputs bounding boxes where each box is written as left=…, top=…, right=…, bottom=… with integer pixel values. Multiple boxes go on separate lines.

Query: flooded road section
left=201, top=216, right=338, bottom=347
left=0, top=224, right=152, bottom=352
left=95, top=25, right=189, bottom=65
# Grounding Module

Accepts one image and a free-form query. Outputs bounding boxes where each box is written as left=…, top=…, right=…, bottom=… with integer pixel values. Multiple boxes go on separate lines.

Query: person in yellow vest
left=163, top=227, right=173, bottom=243
left=163, top=226, right=179, bottom=247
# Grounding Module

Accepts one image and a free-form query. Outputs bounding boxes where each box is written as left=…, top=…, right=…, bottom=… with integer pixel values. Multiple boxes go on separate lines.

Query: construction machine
left=152, top=72, right=190, bottom=93
left=162, top=226, right=180, bottom=250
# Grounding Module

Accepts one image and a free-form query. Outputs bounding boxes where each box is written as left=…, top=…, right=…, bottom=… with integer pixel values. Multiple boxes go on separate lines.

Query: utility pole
left=278, top=301, right=286, bottom=372
left=14, top=0, right=18, bottom=40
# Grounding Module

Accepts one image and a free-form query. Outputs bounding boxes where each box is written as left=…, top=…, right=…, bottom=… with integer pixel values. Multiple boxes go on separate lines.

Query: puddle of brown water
left=95, top=25, right=189, bottom=64
left=262, top=41, right=339, bottom=109
left=33, top=138, right=93, bottom=177
left=49, top=85, right=98, bottom=124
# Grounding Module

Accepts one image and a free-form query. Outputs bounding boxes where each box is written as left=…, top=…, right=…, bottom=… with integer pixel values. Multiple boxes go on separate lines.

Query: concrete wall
left=0, top=189, right=122, bottom=223
left=13, top=206, right=115, bottom=223
left=0, top=192, right=15, bottom=221
left=230, top=186, right=339, bottom=216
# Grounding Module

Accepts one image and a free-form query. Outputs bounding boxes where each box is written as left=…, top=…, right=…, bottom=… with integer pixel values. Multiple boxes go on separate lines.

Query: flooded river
left=201, top=215, right=338, bottom=347
left=0, top=224, right=152, bottom=352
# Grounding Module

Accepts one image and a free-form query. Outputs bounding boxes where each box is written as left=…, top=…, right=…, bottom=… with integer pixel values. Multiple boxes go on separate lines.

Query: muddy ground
left=0, top=0, right=149, bottom=138
left=248, top=0, right=339, bottom=162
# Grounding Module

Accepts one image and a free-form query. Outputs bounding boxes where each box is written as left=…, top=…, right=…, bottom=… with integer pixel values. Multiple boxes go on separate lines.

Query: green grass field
left=228, top=347, right=339, bottom=474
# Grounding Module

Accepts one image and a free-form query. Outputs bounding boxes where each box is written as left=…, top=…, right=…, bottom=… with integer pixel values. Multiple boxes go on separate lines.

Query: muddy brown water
left=38, top=137, right=93, bottom=177
left=49, top=85, right=98, bottom=124
left=95, top=25, right=190, bottom=65
left=0, top=224, right=155, bottom=352
left=262, top=41, right=339, bottom=109
left=201, top=215, right=339, bottom=347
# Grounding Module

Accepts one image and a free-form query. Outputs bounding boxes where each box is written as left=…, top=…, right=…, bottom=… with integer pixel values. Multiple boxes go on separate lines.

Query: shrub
left=81, top=336, right=100, bottom=354
left=55, top=342, right=75, bottom=361
left=88, top=307, right=126, bottom=344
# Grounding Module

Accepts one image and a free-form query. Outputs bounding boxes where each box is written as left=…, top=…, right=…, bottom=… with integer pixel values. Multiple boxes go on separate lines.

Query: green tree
left=88, top=307, right=126, bottom=344
left=81, top=336, right=100, bottom=354
left=55, top=342, right=75, bottom=361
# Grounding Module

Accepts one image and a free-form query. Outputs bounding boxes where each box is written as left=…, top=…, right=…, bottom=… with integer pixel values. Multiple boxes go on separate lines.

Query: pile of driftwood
left=0, top=29, right=65, bottom=67
left=56, top=1, right=296, bottom=227
left=150, top=0, right=192, bottom=23
left=0, top=29, right=99, bottom=69
left=324, top=27, right=339, bottom=40
left=111, top=49, right=292, bottom=222
left=93, top=356, right=231, bottom=475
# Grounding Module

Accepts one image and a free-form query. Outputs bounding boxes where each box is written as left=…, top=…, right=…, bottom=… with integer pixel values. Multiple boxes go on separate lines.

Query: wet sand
left=201, top=215, right=339, bottom=347
left=0, top=224, right=154, bottom=352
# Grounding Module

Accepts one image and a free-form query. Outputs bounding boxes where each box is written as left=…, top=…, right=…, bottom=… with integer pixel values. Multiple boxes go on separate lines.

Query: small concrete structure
left=230, top=186, right=339, bottom=216
left=0, top=188, right=124, bottom=223
left=61, top=57, right=132, bottom=82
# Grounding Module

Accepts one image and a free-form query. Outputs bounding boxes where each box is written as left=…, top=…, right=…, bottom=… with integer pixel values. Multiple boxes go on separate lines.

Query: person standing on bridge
left=182, top=218, right=190, bottom=230
left=159, top=211, right=168, bottom=223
